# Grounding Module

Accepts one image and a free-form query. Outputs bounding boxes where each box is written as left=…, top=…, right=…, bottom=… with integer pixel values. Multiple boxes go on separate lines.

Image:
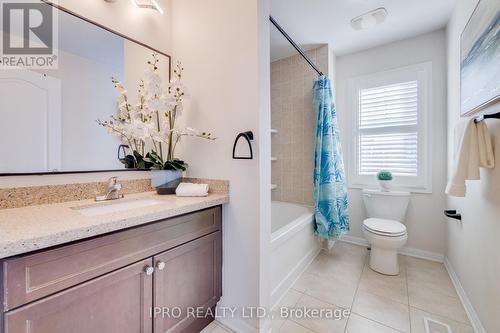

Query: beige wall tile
left=270, top=45, right=327, bottom=206
left=271, top=187, right=282, bottom=202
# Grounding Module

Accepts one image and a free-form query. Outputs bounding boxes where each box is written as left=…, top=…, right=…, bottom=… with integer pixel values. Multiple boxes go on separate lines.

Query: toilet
left=362, top=189, right=410, bottom=275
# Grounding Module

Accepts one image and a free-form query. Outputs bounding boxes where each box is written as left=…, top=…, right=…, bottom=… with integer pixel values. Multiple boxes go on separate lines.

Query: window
left=358, top=81, right=418, bottom=176
left=347, top=63, right=432, bottom=193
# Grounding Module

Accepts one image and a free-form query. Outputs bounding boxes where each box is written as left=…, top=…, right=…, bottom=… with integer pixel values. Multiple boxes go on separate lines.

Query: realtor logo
left=0, top=0, right=58, bottom=68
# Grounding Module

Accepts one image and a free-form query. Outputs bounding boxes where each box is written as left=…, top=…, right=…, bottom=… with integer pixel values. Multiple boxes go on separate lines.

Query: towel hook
left=444, top=210, right=462, bottom=221
left=474, top=111, right=500, bottom=123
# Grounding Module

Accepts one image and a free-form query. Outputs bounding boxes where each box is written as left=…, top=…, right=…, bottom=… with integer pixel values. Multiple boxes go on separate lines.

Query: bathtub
left=270, top=201, right=320, bottom=307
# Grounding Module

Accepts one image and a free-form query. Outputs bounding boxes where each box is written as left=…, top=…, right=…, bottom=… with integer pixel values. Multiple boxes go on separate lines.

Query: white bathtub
left=270, top=201, right=320, bottom=307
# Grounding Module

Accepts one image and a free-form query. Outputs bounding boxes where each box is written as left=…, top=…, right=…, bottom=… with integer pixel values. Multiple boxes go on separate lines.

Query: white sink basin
left=73, top=199, right=162, bottom=217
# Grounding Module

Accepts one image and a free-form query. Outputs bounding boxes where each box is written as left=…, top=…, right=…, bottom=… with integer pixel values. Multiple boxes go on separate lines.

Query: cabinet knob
left=144, top=266, right=155, bottom=276
left=156, top=261, right=166, bottom=271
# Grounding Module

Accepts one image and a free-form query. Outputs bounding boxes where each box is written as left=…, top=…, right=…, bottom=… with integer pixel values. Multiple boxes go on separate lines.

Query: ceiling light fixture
left=351, top=8, right=387, bottom=30
left=130, top=0, right=164, bottom=14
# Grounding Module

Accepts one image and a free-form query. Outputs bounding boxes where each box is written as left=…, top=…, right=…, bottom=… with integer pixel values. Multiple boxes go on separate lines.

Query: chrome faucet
left=95, top=177, right=124, bottom=202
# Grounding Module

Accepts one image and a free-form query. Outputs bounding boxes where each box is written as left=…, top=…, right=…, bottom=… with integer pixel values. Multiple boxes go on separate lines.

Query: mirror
left=0, top=2, right=170, bottom=175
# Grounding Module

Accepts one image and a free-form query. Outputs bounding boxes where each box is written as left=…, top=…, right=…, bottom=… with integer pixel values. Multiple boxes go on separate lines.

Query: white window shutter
left=358, top=80, right=419, bottom=176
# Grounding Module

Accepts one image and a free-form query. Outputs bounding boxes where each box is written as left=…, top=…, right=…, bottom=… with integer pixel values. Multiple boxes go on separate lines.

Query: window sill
left=348, top=183, right=433, bottom=194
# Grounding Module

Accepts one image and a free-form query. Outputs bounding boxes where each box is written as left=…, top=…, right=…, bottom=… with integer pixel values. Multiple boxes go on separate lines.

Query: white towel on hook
left=445, top=119, right=495, bottom=197
left=477, top=121, right=495, bottom=169
left=176, top=183, right=209, bottom=197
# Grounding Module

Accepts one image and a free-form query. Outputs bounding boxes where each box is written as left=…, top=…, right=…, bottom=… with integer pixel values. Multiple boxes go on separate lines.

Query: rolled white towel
left=176, top=183, right=209, bottom=197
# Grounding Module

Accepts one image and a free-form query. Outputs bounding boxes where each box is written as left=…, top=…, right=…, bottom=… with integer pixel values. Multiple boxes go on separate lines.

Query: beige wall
left=270, top=46, right=328, bottom=206
left=171, top=0, right=269, bottom=331
left=336, top=30, right=448, bottom=256
left=446, top=0, right=500, bottom=331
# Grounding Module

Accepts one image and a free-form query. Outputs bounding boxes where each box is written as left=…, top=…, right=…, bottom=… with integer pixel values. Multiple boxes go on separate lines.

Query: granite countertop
left=0, top=191, right=229, bottom=259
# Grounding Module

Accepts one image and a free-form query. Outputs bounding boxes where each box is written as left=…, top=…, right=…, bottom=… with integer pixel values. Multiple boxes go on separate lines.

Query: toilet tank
left=362, top=189, right=410, bottom=221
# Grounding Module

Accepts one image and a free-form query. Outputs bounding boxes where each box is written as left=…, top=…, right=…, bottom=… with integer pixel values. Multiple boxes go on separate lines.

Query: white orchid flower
left=99, top=55, right=215, bottom=165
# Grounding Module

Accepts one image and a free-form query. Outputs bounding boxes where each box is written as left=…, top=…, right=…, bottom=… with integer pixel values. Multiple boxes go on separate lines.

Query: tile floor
left=272, top=241, right=474, bottom=333
left=201, top=241, right=474, bottom=333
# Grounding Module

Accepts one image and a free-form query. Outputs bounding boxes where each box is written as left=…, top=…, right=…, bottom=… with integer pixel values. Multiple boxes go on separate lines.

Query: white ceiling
left=270, top=0, right=457, bottom=61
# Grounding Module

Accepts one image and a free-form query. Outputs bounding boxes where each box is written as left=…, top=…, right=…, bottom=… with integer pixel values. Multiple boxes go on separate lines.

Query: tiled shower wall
left=271, top=45, right=328, bottom=206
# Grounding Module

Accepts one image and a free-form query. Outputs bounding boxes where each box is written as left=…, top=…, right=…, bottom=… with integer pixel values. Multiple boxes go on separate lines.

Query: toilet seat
left=363, top=218, right=407, bottom=237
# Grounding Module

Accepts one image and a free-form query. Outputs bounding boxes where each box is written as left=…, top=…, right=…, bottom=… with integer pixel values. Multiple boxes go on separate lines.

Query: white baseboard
left=444, top=257, right=485, bottom=333
left=340, top=235, right=444, bottom=263
left=270, top=245, right=321, bottom=308
left=399, top=247, right=444, bottom=263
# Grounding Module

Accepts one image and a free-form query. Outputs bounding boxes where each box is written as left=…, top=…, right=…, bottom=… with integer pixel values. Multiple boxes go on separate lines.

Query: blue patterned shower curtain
left=313, top=76, right=349, bottom=239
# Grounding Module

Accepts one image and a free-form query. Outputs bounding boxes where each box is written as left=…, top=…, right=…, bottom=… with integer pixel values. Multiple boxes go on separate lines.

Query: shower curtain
left=313, top=76, right=350, bottom=239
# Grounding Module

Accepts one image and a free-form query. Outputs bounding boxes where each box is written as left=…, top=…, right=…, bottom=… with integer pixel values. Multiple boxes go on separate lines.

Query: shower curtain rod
left=269, top=15, right=324, bottom=77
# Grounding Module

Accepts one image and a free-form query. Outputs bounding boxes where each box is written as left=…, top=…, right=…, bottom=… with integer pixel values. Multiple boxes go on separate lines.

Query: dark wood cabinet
left=153, top=232, right=222, bottom=333
left=1, top=206, right=223, bottom=333
left=2, top=207, right=221, bottom=312
left=5, top=259, right=153, bottom=333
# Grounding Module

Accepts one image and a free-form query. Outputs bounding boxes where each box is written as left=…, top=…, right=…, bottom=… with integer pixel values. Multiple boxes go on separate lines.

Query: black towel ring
left=232, top=131, right=254, bottom=160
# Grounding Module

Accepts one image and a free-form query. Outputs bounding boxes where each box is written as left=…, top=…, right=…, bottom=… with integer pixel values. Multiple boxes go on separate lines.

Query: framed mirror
left=0, top=1, right=171, bottom=175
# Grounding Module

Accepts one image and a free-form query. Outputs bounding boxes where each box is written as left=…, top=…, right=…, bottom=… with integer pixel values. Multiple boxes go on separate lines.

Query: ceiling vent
left=351, top=8, right=387, bottom=30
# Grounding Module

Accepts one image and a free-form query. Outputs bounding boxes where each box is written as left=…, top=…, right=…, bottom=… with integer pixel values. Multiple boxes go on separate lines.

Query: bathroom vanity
left=0, top=192, right=228, bottom=333
left=0, top=1, right=229, bottom=330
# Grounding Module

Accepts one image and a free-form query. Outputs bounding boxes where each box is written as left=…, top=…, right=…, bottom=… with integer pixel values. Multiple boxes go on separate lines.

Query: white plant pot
left=379, top=180, right=392, bottom=192
left=151, top=170, right=182, bottom=188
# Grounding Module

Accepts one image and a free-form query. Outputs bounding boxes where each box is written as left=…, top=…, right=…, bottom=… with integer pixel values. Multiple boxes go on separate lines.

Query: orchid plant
left=98, top=54, right=215, bottom=171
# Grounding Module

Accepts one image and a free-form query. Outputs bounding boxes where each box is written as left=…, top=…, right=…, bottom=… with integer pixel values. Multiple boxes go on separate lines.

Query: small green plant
left=377, top=170, right=393, bottom=181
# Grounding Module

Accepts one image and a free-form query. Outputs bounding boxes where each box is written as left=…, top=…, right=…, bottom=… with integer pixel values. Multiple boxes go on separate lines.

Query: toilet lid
left=363, top=218, right=407, bottom=237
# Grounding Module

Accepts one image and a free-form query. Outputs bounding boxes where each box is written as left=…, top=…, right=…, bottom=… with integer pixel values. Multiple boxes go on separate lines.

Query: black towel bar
left=444, top=210, right=462, bottom=221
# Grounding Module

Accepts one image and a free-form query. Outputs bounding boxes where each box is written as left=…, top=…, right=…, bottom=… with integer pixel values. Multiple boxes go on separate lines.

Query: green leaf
left=144, top=151, right=164, bottom=169
left=163, top=159, right=188, bottom=171
left=133, top=151, right=154, bottom=170
left=163, top=161, right=178, bottom=170
left=377, top=170, right=393, bottom=181
left=120, top=154, right=136, bottom=169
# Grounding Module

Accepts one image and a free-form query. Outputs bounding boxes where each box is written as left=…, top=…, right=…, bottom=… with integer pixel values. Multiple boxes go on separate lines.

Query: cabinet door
left=5, top=259, right=154, bottom=333
left=153, top=232, right=222, bottom=333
